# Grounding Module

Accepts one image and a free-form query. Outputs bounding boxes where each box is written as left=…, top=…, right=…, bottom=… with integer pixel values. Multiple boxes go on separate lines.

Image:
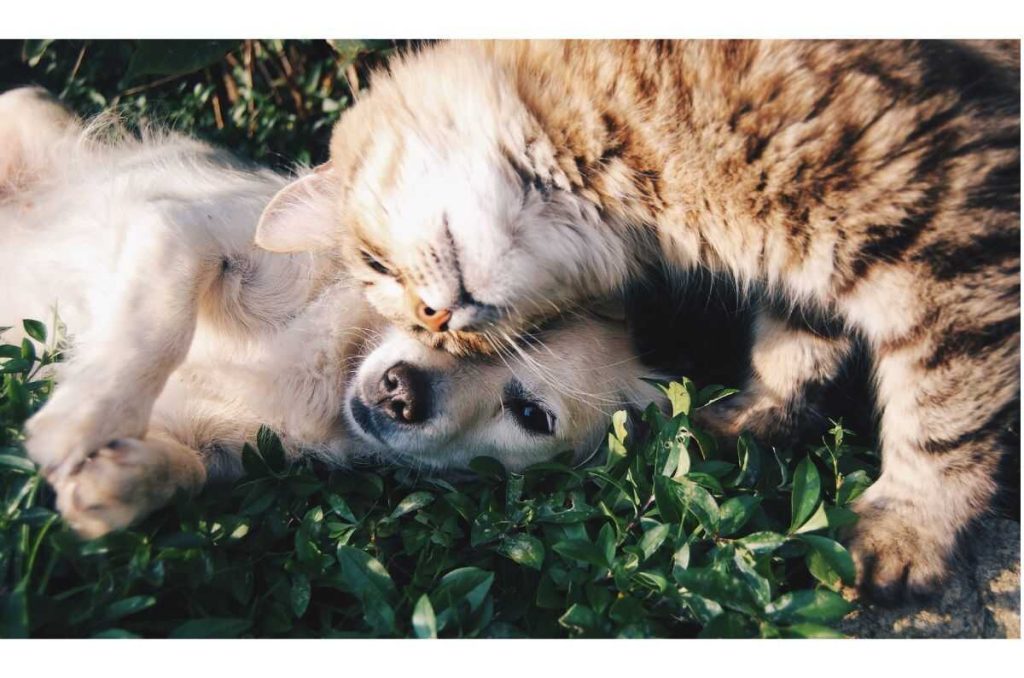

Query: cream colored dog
left=0, top=87, right=664, bottom=538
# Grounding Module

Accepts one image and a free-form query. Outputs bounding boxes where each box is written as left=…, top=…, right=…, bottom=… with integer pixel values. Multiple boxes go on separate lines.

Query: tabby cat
left=255, top=40, right=1021, bottom=602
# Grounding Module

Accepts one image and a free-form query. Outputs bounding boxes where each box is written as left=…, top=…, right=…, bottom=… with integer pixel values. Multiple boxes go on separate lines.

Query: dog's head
left=344, top=313, right=665, bottom=472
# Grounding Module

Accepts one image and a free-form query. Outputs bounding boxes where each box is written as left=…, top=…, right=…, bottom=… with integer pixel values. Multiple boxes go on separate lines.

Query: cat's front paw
left=693, top=390, right=805, bottom=443
left=846, top=495, right=954, bottom=605
left=51, top=438, right=197, bottom=538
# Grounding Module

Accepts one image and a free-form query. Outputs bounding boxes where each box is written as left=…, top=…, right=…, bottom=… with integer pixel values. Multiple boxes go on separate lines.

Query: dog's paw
left=52, top=438, right=188, bottom=539
left=24, top=388, right=149, bottom=481
left=846, top=495, right=953, bottom=605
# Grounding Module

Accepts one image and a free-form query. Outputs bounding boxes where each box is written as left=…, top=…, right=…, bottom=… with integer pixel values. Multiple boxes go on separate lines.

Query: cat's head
left=255, top=45, right=635, bottom=356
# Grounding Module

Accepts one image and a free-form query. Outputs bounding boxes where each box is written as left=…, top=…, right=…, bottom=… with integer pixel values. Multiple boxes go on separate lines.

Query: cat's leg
left=849, top=304, right=1018, bottom=603
left=52, top=429, right=207, bottom=538
left=695, top=307, right=853, bottom=442
left=24, top=214, right=224, bottom=482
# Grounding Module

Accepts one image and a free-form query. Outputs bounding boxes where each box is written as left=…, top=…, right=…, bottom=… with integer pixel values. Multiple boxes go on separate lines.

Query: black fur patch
left=924, top=316, right=1020, bottom=370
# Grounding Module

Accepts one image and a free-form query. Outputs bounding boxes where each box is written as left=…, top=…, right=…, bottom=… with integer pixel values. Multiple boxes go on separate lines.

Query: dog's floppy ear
left=0, top=87, right=78, bottom=192
left=255, top=162, right=338, bottom=252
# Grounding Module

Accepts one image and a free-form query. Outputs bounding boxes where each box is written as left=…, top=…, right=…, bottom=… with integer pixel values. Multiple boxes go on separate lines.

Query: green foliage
left=0, top=39, right=400, bottom=168
left=0, top=323, right=880, bottom=638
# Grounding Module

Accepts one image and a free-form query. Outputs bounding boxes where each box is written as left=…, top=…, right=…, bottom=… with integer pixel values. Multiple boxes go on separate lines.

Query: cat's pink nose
left=415, top=301, right=452, bottom=333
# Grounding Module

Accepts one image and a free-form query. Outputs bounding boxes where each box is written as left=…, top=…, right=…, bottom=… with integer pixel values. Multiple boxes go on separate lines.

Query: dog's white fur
left=0, top=87, right=664, bottom=538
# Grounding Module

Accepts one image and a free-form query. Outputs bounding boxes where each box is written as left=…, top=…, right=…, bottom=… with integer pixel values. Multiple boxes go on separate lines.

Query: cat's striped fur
left=256, top=40, right=1020, bottom=603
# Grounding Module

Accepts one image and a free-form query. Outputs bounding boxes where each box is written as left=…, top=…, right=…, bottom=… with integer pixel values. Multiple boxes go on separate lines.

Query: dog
left=0, top=87, right=665, bottom=538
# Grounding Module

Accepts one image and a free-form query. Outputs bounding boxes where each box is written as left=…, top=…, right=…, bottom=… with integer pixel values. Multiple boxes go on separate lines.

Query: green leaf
left=765, top=589, right=854, bottom=624
left=92, top=629, right=141, bottom=639
left=431, top=567, right=494, bottom=632
left=326, top=494, right=358, bottom=523
left=412, top=595, right=437, bottom=639
left=837, top=469, right=873, bottom=505
left=1, top=358, right=31, bottom=373
left=734, top=433, right=762, bottom=487
left=1, top=584, right=29, bottom=639
left=170, top=617, right=252, bottom=639
left=290, top=574, right=311, bottom=618
left=659, top=380, right=692, bottom=418
left=390, top=491, right=434, bottom=519
left=469, top=456, right=506, bottom=482
left=675, top=477, right=720, bottom=535
left=789, top=457, right=821, bottom=532
left=639, top=523, right=671, bottom=560
left=255, top=426, right=287, bottom=472
left=800, top=534, right=856, bottom=587
left=717, top=496, right=761, bottom=537
left=21, top=40, right=53, bottom=67
left=125, top=40, right=240, bottom=82
left=793, top=501, right=829, bottom=535
left=781, top=623, right=846, bottom=639
left=498, top=533, right=545, bottom=570
left=104, top=595, right=156, bottom=621
left=596, top=523, right=616, bottom=565
left=824, top=505, right=859, bottom=530
left=0, top=454, right=36, bottom=473
left=611, top=409, right=629, bottom=442
left=675, top=566, right=762, bottom=617
left=22, top=319, right=46, bottom=343
left=558, top=603, right=600, bottom=634
left=736, top=531, right=788, bottom=556
left=653, top=475, right=683, bottom=523
left=679, top=592, right=722, bottom=625
left=327, top=39, right=392, bottom=68
left=336, top=545, right=398, bottom=635
left=633, top=570, right=669, bottom=593
left=699, top=611, right=758, bottom=638
left=553, top=539, right=609, bottom=568
left=20, top=339, right=35, bottom=363
left=696, top=385, right=740, bottom=409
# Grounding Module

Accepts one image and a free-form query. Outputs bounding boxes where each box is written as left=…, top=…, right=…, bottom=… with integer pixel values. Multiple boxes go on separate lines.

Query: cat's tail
left=0, top=86, right=80, bottom=197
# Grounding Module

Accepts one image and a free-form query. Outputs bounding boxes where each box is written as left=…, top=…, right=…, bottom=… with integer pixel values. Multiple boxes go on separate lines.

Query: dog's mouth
left=344, top=396, right=386, bottom=446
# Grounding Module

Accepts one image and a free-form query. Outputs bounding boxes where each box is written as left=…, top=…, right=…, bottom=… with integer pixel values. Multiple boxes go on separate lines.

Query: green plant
left=0, top=320, right=878, bottom=638
left=1, top=39, right=399, bottom=168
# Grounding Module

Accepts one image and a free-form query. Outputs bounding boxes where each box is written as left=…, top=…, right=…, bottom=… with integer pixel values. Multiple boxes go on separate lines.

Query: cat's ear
left=255, top=162, right=338, bottom=252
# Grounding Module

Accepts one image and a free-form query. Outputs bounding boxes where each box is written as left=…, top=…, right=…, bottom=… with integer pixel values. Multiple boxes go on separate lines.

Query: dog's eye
left=507, top=397, right=556, bottom=436
left=360, top=250, right=393, bottom=277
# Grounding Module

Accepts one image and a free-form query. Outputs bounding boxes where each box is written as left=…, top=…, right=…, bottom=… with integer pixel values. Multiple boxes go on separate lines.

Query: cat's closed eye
left=360, top=249, right=394, bottom=276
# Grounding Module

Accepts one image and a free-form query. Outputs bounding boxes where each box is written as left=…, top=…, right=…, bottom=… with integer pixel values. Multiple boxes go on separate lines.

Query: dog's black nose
left=376, top=362, right=430, bottom=424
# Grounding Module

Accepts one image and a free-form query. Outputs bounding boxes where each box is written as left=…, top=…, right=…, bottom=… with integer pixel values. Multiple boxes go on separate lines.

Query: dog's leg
left=25, top=213, right=224, bottom=482
left=52, top=429, right=206, bottom=538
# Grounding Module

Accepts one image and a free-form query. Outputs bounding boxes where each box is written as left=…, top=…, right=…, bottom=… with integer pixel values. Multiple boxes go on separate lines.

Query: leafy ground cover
left=1, top=320, right=879, bottom=638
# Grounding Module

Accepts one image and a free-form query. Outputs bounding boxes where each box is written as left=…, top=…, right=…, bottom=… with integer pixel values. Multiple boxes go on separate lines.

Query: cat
left=253, top=40, right=1021, bottom=603
left=1, top=86, right=664, bottom=537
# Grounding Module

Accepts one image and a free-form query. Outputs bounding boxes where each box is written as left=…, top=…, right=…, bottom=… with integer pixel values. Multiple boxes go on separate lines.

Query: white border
left=1, top=0, right=1023, bottom=38
left=1, top=0, right=1021, bottom=665
left=2, top=637, right=1024, bottom=675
